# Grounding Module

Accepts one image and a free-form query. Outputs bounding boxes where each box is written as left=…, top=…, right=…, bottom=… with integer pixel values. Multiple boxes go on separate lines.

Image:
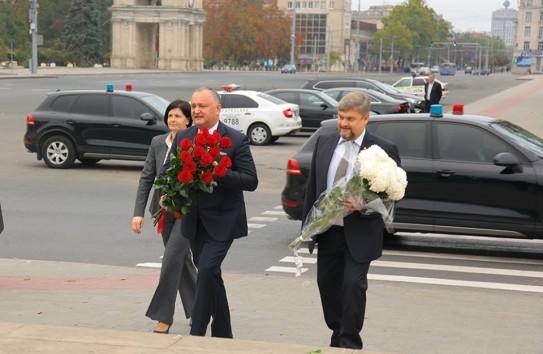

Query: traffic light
left=453, top=40, right=457, bottom=47
left=429, top=41, right=434, bottom=48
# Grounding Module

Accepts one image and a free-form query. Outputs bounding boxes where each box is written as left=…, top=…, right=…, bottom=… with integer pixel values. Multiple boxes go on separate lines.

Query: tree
left=371, top=0, right=451, bottom=64
left=63, top=0, right=103, bottom=66
left=203, top=0, right=292, bottom=66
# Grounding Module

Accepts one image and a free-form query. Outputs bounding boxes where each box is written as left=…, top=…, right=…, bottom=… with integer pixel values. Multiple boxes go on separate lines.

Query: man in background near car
left=424, top=73, right=442, bottom=113
left=303, top=91, right=401, bottom=349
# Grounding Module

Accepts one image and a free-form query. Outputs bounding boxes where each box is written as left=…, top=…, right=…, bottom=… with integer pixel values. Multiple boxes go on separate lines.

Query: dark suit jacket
left=424, top=80, right=442, bottom=106
left=167, top=122, right=258, bottom=242
left=302, top=130, right=401, bottom=263
left=133, top=133, right=169, bottom=217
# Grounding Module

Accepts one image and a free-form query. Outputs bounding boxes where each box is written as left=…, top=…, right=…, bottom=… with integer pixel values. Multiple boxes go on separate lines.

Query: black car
left=24, top=87, right=170, bottom=168
left=322, top=87, right=410, bottom=114
left=264, top=89, right=338, bottom=132
left=282, top=114, right=543, bottom=240
left=302, top=77, right=424, bottom=113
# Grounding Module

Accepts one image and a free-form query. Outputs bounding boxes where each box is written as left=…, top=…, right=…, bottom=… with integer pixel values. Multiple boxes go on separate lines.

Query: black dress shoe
left=153, top=324, right=171, bottom=334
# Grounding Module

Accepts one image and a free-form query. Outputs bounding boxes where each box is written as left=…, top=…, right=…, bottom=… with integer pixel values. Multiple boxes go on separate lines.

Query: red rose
left=200, top=152, right=214, bottom=166
left=208, top=146, right=221, bottom=158
left=180, top=138, right=192, bottom=151
left=220, top=137, right=232, bottom=149
left=177, top=170, right=193, bottom=183
left=219, top=155, right=232, bottom=168
left=184, top=159, right=197, bottom=173
left=199, top=128, right=210, bottom=137
left=214, top=164, right=227, bottom=177
left=195, top=133, right=208, bottom=146
left=193, top=145, right=205, bottom=159
left=207, top=134, right=220, bottom=146
left=201, top=171, right=213, bottom=183
left=173, top=211, right=182, bottom=219
left=180, top=150, right=192, bottom=162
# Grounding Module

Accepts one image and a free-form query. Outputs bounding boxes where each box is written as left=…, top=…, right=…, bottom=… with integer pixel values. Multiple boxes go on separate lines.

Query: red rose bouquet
left=152, top=128, right=233, bottom=233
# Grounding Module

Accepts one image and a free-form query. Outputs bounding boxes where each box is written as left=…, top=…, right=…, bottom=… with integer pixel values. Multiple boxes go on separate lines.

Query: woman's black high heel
left=153, top=322, right=171, bottom=334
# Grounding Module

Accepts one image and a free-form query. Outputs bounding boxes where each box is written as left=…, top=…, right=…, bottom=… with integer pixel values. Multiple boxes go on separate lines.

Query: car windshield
left=492, top=120, right=543, bottom=159
left=365, top=78, right=402, bottom=94
left=258, top=92, right=288, bottom=105
left=140, top=94, right=170, bottom=114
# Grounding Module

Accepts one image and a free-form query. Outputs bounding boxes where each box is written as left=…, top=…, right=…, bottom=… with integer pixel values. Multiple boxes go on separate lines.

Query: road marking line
left=136, top=262, right=161, bottom=268
left=249, top=216, right=278, bottom=222
left=372, top=260, right=543, bottom=278
left=382, top=250, right=543, bottom=266
left=265, top=266, right=308, bottom=274
left=273, top=206, right=283, bottom=210
left=247, top=223, right=266, bottom=229
left=280, top=256, right=318, bottom=264
left=262, top=211, right=287, bottom=216
left=368, top=274, right=543, bottom=293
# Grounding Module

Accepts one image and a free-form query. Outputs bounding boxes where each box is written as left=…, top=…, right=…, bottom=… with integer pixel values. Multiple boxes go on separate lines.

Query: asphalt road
left=0, top=71, right=541, bottom=271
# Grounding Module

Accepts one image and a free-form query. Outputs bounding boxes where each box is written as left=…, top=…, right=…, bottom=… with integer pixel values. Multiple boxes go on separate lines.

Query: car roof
left=266, top=88, right=322, bottom=94
left=319, top=113, right=496, bottom=127
left=46, top=89, right=155, bottom=98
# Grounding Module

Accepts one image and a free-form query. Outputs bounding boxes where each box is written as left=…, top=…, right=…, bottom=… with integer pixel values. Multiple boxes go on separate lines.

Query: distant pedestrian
left=424, top=73, right=442, bottom=113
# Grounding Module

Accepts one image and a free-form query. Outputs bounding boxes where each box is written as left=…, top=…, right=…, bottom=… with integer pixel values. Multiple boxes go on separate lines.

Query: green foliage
left=0, top=0, right=111, bottom=66
left=63, top=0, right=103, bottom=66
left=371, top=0, right=451, bottom=61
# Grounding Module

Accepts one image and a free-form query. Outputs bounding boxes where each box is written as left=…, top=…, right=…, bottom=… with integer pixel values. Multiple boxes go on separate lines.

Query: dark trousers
left=189, top=220, right=233, bottom=338
left=317, top=226, right=371, bottom=350
left=424, top=99, right=438, bottom=113
left=146, top=213, right=197, bottom=324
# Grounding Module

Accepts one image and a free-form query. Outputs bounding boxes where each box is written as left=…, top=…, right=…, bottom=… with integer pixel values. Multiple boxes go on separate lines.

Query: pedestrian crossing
left=135, top=205, right=543, bottom=294
left=266, top=248, right=543, bottom=294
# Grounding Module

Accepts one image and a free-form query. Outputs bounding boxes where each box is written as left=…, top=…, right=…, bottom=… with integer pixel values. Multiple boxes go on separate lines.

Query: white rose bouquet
left=289, top=145, right=407, bottom=272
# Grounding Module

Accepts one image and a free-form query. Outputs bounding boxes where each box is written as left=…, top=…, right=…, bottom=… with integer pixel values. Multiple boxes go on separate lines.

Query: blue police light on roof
left=430, top=104, right=443, bottom=117
left=106, top=84, right=114, bottom=92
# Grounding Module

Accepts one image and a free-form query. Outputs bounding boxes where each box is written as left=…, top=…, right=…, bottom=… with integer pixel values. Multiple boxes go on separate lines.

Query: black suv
left=282, top=115, right=543, bottom=240
left=24, top=88, right=170, bottom=168
left=302, top=77, right=424, bottom=112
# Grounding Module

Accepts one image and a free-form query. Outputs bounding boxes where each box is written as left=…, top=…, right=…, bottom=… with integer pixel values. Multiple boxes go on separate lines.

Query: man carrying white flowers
left=302, top=91, right=402, bottom=350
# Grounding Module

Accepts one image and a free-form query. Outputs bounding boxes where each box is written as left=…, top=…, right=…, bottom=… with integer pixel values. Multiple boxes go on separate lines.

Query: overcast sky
left=353, top=0, right=516, bottom=33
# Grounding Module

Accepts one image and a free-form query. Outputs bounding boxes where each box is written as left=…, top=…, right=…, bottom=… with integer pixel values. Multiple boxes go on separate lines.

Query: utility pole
left=29, top=0, right=39, bottom=74
left=389, top=37, right=395, bottom=74
left=355, top=0, right=361, bottom=72
left=289, top=0, right=296, bottom=66
left=379, top=37, right=382, bottom=74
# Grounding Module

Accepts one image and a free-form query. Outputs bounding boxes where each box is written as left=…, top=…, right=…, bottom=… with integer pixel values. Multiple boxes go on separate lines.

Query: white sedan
left=217, top=89, right=302, bottom=145
left=391, top=76, right=449, bottom=98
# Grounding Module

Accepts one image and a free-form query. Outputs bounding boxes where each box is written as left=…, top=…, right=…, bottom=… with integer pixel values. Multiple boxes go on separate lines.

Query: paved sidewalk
left=0, top=66, right=169, bottom=78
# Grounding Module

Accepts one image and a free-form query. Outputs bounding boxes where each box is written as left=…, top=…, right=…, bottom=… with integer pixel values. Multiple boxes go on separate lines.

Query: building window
left=540, top=27, right=543, bottom=38
left=524, top=41, right=530, bottom=50
left=308, top=1, right=313, bottom=8
left=525, top=26, right=531, bottom=36
left=527, top=0, right=533, bottom=6
left=302, top=1, right=307, bottom=8
left=539, top=42, right=543, bottom=50
left=329, top=1, right=334, bottom=9
left=321, top=1, right=326, bottom=9
left=287, top=1, right=292, bottom=9
left=315, top=1, right=320, bottom=8
left=540, top=11, right=543, bottom=21
left=527, top=12, right=532, bottom=22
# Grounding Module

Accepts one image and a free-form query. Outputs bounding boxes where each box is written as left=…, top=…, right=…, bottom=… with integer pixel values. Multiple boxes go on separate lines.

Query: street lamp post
left=289, top=1, right=297, bottom=66
left=29, top=0, right=39, bottom=74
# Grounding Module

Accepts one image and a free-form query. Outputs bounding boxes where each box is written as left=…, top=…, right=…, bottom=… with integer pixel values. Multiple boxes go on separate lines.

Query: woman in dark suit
left=132, top=99, right=197, bottom=334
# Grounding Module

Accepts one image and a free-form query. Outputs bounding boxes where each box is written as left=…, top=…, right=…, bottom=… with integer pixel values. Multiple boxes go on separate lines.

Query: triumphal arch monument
left=110, top=0, right=205, bottom=70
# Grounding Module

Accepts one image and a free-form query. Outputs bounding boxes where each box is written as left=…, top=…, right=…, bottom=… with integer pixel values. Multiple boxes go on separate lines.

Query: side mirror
left=140, top=112, right=156, bottom=124
left=320, top=103, right=329, bottom=110
left=494, top=152, right=522, bottom=173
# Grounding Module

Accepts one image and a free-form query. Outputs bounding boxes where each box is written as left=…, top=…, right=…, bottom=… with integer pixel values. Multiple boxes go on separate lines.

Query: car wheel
left=41, top=135, right=76, bottom=169
left=248, top=123, right=272, bottom=145
left=79, top=157, right=101, bottom=165
left=270, top=136, right=280, bottom=143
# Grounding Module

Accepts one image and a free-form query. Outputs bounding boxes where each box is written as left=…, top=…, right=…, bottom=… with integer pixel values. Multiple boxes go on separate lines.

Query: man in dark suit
left=424, top=73, right=442, bottom=113
left=303, top=91, right=400, bottom=349
left=165, top=87, right=258, bottom=338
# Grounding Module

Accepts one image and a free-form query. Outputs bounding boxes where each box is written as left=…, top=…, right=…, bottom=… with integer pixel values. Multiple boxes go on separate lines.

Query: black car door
left=431, top=121, right=537, bottom=236
left=66, top=93, right=110, bottom=156
left=108, top=95, right=167, bottom=158
left=370, top=120, right=435, bottom=227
